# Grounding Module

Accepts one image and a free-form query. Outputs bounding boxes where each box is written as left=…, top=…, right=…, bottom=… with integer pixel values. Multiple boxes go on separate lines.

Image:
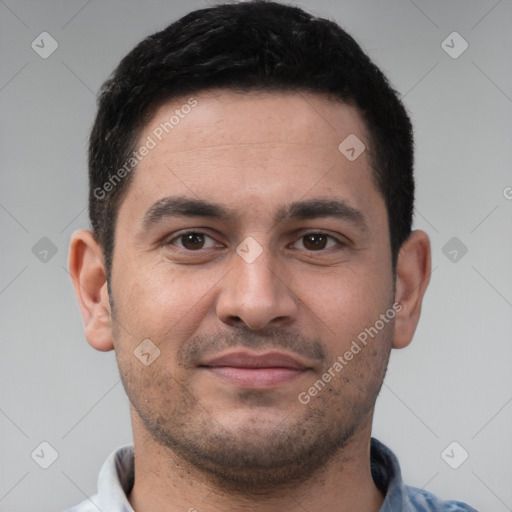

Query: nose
left=215, top=241, right=299, bottom=330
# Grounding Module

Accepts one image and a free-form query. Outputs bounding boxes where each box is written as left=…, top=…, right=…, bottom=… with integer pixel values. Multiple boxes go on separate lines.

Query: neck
left=128, top=415, right=384, bottom=512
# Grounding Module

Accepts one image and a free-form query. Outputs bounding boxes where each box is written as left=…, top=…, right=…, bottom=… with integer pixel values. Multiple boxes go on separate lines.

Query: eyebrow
left=140, top=196, right=368, bottom=233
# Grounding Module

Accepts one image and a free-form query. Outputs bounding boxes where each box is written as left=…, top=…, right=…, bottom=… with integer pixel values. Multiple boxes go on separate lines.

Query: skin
left=69, top=90, right=431, bottom=512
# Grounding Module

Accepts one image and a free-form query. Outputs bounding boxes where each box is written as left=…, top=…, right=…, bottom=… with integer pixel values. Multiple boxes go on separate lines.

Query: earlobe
left=68, top=230, right=115, bottom=352
left=393, top=230, right=431, bottom=349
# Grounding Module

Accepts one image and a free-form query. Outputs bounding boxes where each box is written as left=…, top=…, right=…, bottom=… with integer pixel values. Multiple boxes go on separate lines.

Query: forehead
left=145, top=90, right=369, bottom=156
left=118, top=90, right=383, bottom=226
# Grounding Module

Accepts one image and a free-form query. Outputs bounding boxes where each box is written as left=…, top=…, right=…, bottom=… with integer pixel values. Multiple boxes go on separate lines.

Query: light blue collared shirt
left=64, top=438, right=478, bottom=511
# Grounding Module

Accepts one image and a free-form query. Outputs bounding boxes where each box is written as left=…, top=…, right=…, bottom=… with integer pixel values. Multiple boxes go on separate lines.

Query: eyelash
left=166, top=229, right=345, bottom=252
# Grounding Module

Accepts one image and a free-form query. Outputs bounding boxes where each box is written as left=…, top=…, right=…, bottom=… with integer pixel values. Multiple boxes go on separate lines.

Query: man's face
left=110, top=91, right=396, bottom=490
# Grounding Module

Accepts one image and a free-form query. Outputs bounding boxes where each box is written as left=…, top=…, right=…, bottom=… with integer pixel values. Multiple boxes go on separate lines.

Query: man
left=66, top=1, right=477, bottom=510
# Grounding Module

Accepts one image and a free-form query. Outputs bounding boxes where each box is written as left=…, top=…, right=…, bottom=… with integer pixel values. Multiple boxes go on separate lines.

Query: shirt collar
left=370, top=437, right=414, bottom=510
left=96, top=444, right=135, bottom=511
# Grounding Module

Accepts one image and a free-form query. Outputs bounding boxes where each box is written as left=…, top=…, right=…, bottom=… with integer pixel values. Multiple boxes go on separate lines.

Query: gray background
left=1, top=0, right=511, bottom=510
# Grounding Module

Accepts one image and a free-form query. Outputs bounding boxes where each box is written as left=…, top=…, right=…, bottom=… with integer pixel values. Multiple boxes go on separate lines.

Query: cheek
left=294, top=261, right=393, bottom=344
left=113, top=258, right=223, bottom=342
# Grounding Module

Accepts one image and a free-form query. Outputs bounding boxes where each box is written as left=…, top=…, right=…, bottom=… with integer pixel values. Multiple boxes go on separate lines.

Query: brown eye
left=292, top=233, right=339, bottom=251
left=170, top=232, right=218, bottom=250
left=303, top=234, right=327, bottom=250
left=181, top=233, right=205, bottom=250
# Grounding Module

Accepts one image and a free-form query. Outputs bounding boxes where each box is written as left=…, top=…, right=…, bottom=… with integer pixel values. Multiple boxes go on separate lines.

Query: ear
left=68, top=230, right=114, bottom=351
left=393, top=230, right=431, bottom=349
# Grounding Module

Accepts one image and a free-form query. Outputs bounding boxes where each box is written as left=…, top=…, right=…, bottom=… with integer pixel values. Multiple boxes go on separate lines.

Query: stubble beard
left=119, top=335, right=391, bottom=495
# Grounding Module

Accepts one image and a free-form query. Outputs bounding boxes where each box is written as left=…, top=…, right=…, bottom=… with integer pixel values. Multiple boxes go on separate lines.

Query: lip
left=199, top=350, right=312, bottom=389
left=201, top=351, right=309, bottom=369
